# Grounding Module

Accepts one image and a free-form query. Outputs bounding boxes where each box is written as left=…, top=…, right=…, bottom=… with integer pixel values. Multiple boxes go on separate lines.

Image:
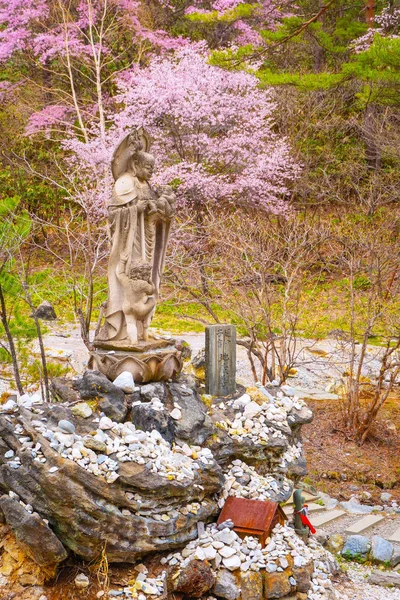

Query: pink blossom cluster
left=28, top=48, right=297, bottom=220
left=0, top=0, right=189, bottom=66
left=111, top=48, right=298, bottom=214
left=26, top=105, right=73, bottom=136
left=352, top=5, right=400, bottom=53
left=0, top=0, right=48, bottom=62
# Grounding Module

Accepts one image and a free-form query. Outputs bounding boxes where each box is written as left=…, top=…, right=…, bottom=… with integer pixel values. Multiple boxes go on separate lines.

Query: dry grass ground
left=302, top=394, right=400, bottom=504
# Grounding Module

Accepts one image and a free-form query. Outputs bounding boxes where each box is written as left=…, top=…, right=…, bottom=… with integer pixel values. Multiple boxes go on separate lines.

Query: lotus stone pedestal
left=89, top=337, right=183, bottom=383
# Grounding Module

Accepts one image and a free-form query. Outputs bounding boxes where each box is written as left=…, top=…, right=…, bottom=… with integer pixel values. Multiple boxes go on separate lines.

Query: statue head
left=133, top=151, right=155, bottom=181
left=111, top=127, right=151, bottom=181
left=129, top=261, right=153, bottom=282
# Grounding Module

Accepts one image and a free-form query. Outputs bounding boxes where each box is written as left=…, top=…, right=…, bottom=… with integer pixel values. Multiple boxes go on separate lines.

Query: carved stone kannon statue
left=89, top=128, right=183, bottom=382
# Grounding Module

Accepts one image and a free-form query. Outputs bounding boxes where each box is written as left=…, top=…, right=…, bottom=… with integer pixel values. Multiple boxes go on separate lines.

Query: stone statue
left=89, top=128, right=183, bottom=383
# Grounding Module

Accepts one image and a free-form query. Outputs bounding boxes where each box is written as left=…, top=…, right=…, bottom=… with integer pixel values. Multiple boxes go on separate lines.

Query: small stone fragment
left=222, top=555, right=241, bottom=571
left=75, top=573, right=90, bottom=589
left=113, top=372, right=135, bottom=393
left=71, top=403, right=92, bottom=418
left=57, top=420, right=76, bottom=434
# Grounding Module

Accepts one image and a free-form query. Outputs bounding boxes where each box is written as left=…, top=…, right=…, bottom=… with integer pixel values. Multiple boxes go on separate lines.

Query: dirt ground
left=302, top=394, right=400, bottom=504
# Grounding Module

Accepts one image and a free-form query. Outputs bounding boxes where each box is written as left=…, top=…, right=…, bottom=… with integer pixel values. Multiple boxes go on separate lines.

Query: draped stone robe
left=99, top=175, right=170, bottom=344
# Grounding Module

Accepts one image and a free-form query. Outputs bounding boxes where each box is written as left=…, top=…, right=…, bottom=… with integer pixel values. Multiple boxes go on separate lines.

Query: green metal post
left=293, top=489, right=309, bottom=540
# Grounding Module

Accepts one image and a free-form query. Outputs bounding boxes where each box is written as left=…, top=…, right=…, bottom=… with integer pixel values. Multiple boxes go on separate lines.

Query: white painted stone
left=219, top=546, right=237, bottom=558
left=243, top=401, right=262, bottom=419
left=99, top=416, right=113, bottom=430
left=113, top=371, right=135, bottom=393
left=170, top=408, right=182, bottom=420
left=222, top=555, right=241, bottom=571
left=203, top=545, right=217, bottom=560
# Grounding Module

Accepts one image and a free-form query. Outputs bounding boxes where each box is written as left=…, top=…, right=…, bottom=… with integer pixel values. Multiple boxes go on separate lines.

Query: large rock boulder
left=168, top=378, right=212, bottom=444
left=0, top=525, right=58, bottom=586
left=0, top=374, right=313, bottom=568
left=73, top=370, right=127, bottom=422
left=370, top=535, right=394, bottom=564
left=341, top=535, right=370, bottom=560
left=0, top=409, right=223, bottom=563
left=0, top=495, right=67, bottom=566
left=33, top=301, right=57, bottom=320
left=168, top=560, right=215, bottom=597
left=131, top=403, right=175, bottom=443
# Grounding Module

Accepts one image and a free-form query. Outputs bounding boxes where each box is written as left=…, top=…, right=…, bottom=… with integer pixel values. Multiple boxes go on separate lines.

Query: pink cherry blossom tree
left=46, top=46, right=298, bottom=223
left=113, top=46, right=298, bottom=213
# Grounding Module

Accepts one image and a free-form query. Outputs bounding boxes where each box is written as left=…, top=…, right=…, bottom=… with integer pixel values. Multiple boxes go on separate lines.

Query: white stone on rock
left=113, top=371, right=135, bottom=393
left=170, top=408, right=182, bottom=420
left=194, top=547, right=206, bottom=560
left=222, top=555, right=241, bottom=571
left=216, top=530, right=237, bottom=545
left=75, top=574, right=89, bottom=589
left=72, top=402, right=92, bottom=418
left=0, top=399, right=17, bottom=413
left=243, top=401, right=262, bottom=419
left=219, top=546, right=237, bottom=558
left=99, top=416, right=113, bottom=430
left=203, top=545, right=217, bottom=560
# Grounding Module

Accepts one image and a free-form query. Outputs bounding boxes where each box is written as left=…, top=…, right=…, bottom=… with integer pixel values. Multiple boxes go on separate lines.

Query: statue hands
left=155, top=186, right=176, bottom=218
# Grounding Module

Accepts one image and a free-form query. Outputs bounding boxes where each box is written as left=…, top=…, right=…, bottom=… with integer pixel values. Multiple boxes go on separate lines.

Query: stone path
left=0, top=321, right=392, bottom=397
left=283, top=495, right=400, bottom=548
left=311, top=509, right=346, bottom=528
left=345, top=514, right=385, bottom=534
left=389, top=527, right=400, bottom=543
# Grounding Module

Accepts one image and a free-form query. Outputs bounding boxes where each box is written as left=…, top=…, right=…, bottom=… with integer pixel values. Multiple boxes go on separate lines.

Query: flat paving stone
left=286, top=491, right=319, bottom=505
left=283, top=502, right=326, bottom=516
left=345, top=514, right=385, bottom=534
left=387, top=526, right=400, bottom=543
left=311, top=510, right=346, bottom=528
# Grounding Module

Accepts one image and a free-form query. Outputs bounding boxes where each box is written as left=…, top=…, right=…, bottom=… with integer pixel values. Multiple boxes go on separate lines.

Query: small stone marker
left=205, top=325, right=236, bottom=396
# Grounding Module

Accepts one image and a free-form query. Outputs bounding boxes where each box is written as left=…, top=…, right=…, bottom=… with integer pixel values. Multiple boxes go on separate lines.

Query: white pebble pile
left=162, top=523, right=314, bottom=572
left=27, top=415, right=215, bottom=484
left=214, top=391, right=308, bottom=445
left=275, top=441, right=303, bottom=469
left=218, top=459, right=292, bottom=507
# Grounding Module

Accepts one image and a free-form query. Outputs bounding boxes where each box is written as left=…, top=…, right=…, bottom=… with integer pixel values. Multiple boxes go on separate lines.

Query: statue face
left=135, top=153, right=155, bottom=181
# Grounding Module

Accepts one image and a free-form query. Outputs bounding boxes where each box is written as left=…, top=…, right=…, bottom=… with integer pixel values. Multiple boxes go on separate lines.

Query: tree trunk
left=23, top=284, right=50, bottom=403
left=0, top=284, right=24, bottom=395
left=366, top=0, right=375, bottom=27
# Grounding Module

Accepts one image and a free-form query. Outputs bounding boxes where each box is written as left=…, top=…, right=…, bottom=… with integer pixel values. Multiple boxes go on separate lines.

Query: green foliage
left=0, top=195, right=31, bottom=265
left=186, top=3, right=255, bottom=24
left=258, top=69, right=345, bottom=89
left=25, top=360, right=70, bottom=384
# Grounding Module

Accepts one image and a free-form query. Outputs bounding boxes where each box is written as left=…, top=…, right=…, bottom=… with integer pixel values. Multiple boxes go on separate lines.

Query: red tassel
left=299, top=513, right=316, bottom=534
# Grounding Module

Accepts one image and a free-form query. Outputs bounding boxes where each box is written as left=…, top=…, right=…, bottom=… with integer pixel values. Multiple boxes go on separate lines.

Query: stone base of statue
left=89, top=336, right=183, bottom=383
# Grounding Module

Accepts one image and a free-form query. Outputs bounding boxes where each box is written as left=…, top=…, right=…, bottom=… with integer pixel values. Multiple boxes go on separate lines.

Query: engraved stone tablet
left=205, top=324, right=236, bottom=396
